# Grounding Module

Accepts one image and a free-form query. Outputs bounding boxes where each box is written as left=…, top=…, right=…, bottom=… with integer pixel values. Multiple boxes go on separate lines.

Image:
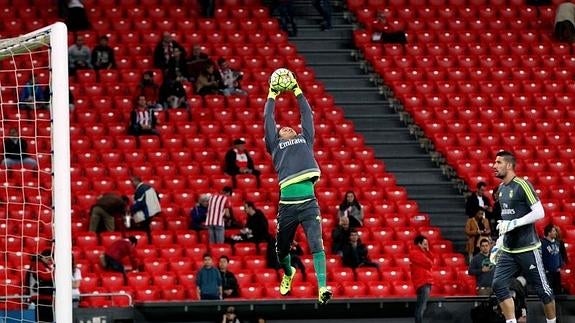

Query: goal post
left=0, top=22, right=71, bottom=322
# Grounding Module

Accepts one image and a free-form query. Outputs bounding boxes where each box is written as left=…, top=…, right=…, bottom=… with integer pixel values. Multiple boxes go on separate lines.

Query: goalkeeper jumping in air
left=264, top=70, right=332, bottom=304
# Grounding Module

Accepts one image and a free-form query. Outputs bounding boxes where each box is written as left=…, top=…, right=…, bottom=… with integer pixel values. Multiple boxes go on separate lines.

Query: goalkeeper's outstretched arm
left=264, top=97, right=278, bottom=154
left=297, top=93, right=314, bottom=145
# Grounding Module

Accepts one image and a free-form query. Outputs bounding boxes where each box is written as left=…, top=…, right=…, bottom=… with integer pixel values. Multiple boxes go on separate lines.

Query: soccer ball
left=269, top=68, right=294, bottom=92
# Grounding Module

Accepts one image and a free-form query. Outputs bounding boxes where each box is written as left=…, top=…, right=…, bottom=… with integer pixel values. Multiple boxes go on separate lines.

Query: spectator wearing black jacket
left=219, top=256, right=239, bottom=298
left=91, top=36, right=116, bottom=70
left=153, top=32, right=186, bottom=71
left=231, top=201, right=269, bottom=244
left=331, top=216, right=351, bottom=255
left=342, top=230, right=378, bottom=269
left=465, top=181, right=492, bottom=218
left=224, top=139, right=261, bottom=188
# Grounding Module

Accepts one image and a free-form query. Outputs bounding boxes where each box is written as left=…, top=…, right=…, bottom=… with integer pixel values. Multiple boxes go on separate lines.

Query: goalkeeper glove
left=497, top=219, right=518, bottom=235
left=489, top=236, right=503, bottom=265
left=267, top=86, right=280, bottom=100
left=287, top=72, right=303, bottom=96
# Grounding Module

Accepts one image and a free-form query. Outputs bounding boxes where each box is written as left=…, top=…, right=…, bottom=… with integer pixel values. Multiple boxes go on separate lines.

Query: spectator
left=167, top=47, right=188, bottom=80
left=19, top=74, right=48, bottom=110
left=137, top=71, right=163, bottom=110
left=88, top=193, right=129, bottom=233
left=196, top=253, right=222, bottom=300
left=468, top=238, right=495, bottom=295
left=130, top=176, right=161, bottom=242
left=331, top=215, right=351, bottom=255
left=66, top=0, right=91, bottom=31
left=186, top=45, right=210, bottom=82
left=231, top=201, right=269, bottom=243
left=69, top=89, right=75, bottom=111
left=1, top=128, right=38, bottom=169
left=200, top=0, right=215, bottom=18
left=219, top=256, right=239, bottom=298
left=217, top=57, right=246, bottom=96
left=195, top=62, right=222, bottom=96
left=554, top=2, right=575, bottom=42
left=409, top=235, right=434, bottom=323
left=369, top=10, right=407, bottom=43
left=91, top=35, right=116, bottom=70
left=25, top=249, right=54, bottom=323
left=465, top=181, right=493, bottom=218
left=68, top=35, right=92, bottom=74
left=489, top=187, right=502, bottom=238
left=337, top=191, right=364, bottom=228
left=541, top=224, right=565, bottom=294
left=277, top=0, right=297, bottom=37
left=341, top=229, right=378, bottom=269
left=224, top=139, right=261, bottom=188
left=221, top=306, right=241, bottom=323
left=159, top=72, right=188, bottom=109
left=100, top=236, right=139, bottom=281
left=153, top=32, right=185, bottom=70
left=206, top=186, right=233, bottom=244
left=289, top=240, right=307, bottom=281
left=312, top=0, right=332, bottom=31
left=465, top=209, right=491, bottom=262
left=72, top=256, right=82, bottom=307
left=190, top=194, right=210, bottom=231
left=127, top=95, right=159, bottom=136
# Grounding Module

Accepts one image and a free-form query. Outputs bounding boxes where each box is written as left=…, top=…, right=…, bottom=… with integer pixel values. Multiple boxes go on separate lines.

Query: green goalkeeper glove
left=288, top=72, right=303, bottom=96
left=267, top=86, right=280, bottom=100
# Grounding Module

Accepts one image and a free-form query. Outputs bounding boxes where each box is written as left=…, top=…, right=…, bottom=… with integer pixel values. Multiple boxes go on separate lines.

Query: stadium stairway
left=282, top=0, right=468, bottom=252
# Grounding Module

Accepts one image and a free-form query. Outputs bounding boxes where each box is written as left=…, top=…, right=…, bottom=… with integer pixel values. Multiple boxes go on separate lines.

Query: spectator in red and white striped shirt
left=206, top=186, right=233, bottom=244
left=127, top=95, right=158, bottom=136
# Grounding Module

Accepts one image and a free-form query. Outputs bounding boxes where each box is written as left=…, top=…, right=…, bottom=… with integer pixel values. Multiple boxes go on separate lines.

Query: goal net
left=0, top=22, right=71, bottom=322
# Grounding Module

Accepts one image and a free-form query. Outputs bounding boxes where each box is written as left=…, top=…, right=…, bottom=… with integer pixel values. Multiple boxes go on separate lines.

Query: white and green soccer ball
left=269, top=68, right=294, bottom=92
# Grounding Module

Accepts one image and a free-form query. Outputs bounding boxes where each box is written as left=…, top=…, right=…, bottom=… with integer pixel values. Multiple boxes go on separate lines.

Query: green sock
left=280, top=255, right=293, bottom=276
left=312, top=251, right=327, bottom=288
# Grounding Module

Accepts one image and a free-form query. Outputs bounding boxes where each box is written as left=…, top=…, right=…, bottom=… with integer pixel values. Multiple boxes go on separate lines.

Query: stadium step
left=289, top=1, right=468, bottom=253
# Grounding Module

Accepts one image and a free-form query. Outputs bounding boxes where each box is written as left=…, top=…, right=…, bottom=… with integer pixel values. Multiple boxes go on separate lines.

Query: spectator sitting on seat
left=190, top=194, right=210, bottom=231
left=1, top=128, right=38, bottom=169
left=100, top=236, right=139, bottom=282
left=153, top=32, right=186, bottom=70
left=369, top=10, right=407, bottom=43
left=137, top=71, right=163, bottom=110
left=196, top=253, right=222, bottom=300
left=159, top=71, right=188, bottom=109
left=218, top=256, right=239, bottom=298
left=231, top=201, right=269, bottom=243
left=127, top=95, right=159, bottom=136
left=554, top=2, right=575, bottom=42
left=341, top=229, right=378, bottom=269
left=468, top=238, right=495, bottom=296
left=19, top=74, right=48, bottom=110
left=68, top=35, right=92, bottom=74
left=465, top=208, right=491, bottom=262
left=91, top=35, right=116, bottom=70
left=195, top=62, right=222, bottom=96
left=186, top=45, right=210, bottom=82
left=331, top=215, right=351, bottom=255
left=217, top=57, right=246, bottom=96
left=465, top=181, right=493, bottom=218
left=337, top=190, right=364, bottom=228
left=221, top=306, right=241, bottom=323
left=167, top=47, right=188, bottom=80
left=224, top=139, right=261, bottom=188
left=88, top=193, right=129, bottom=233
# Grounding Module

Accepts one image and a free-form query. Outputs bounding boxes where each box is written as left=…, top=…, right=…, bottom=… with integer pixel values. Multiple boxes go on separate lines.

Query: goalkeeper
left=264, top=71, right=332, bottom=304
left=490, top=150, right=556, bottom=323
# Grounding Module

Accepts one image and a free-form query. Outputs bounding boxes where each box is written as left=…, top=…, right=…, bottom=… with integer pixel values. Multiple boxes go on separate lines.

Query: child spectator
left=91, top=35, right=116, bottom=70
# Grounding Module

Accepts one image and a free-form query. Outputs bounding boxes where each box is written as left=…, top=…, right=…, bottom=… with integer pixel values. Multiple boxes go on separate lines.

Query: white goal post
left=0, top=22, right=71, bottom=322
